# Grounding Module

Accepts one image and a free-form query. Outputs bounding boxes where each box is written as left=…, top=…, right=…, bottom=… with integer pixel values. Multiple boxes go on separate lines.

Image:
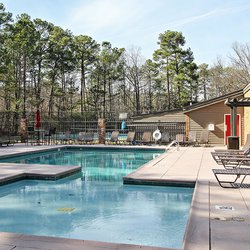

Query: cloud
left=67, top=0, right=151, bottom=36
left=168, top=3, right=250, bottom=29
left=169, top=10, right=217, bottom=28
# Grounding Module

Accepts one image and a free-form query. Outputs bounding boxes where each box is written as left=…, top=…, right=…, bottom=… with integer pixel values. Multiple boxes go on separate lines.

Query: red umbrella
left=35, top=110, right=41, bottom=129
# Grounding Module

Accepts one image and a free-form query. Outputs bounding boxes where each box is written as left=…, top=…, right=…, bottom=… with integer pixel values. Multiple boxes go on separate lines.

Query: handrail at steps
left=166, top=140, right=179, bottom=151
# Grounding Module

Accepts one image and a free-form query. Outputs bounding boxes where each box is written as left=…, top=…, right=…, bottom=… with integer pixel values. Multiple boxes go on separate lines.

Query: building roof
left=132, top=108, right=183, bottom=119
left=132, top=109, right=185, bottom=122
left=131, top=83, right=250, bottom=119
left=183, top=89, right=244, bottom=113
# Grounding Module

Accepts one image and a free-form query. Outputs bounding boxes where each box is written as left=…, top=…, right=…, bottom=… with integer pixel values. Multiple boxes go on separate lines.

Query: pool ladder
left=166, top=140, right=180, bottom=151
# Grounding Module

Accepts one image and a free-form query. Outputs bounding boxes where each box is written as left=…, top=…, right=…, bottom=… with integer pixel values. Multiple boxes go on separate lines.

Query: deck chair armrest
left=213, top=168, right=250, bottom=188
left=212, top=151, right=244, bottom=155
left=214, top=149, right=244, bottom=153
left=219, top=155, right=250, bottom=160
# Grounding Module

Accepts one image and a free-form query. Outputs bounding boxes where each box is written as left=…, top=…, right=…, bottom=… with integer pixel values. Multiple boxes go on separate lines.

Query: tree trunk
left=108, top=77, right=112, bottom=115
left=36, top=60, right=42, bottom=109
left=103, top=72, right=106, bottom=119
left=167, top=70, right=171, bottom=110
left=23, top=55, right=27, bottom=113
left=203, top=81, right=207, bottom=100
left=80, top=59, right=86, bottom=114
left=48, top=75, right=55, bottom=117
left=135, top=82, right=140, bottom=114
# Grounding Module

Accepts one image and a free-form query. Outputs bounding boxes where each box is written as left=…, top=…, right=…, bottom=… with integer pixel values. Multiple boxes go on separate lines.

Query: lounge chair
left=211, top=147, right=250, bottom=165
left=198, top=130, right=210, bottom=146
left=160, top=131, right=170, bottom=144
left=107, top=131, right=119, bottom=144
left=77, top=132, right=94, bottom=144
left=219, top=155, right=250, bottom=169
left=0, top=135, right=11, bottom=146
left=213, top=168, right=250, bottom=188
left=125, top=131, right=135, bottom=145
left=176, top=132, right=198, bottom=146
left=141, top=132, right=152, bottom=145
left=0, top=134, right=16, bottom=146
left=215, top=134, right=250, bottom=153
left=7, top=135, right=16, bottom=146
left=211, top=148, right=250, bottom=164
left=26, top=126, right=35, bottom=145
left=176, top=134, right=185, bottom=145
left=44, top=127, right=56, bottom=145
left=77, top=132, right=85, bottom=144
left=61, top=131, right=71, bottom=144
left=185, top=131, right=197, bottom=146
left=93, top=132, right=99, bottom=143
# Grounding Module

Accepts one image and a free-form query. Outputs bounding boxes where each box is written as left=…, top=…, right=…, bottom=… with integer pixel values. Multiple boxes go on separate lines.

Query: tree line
left=0, top=3, right=249, bottom=121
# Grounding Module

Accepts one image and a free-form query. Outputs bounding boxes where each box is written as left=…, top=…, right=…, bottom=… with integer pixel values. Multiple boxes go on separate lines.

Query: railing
left=0, top=112, right=186, bottom=144
left=127, top=122, right=186, bottom=142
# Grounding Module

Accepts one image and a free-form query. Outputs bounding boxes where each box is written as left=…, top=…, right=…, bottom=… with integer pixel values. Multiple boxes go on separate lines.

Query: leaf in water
left=57, top=207, right=75, bottom=212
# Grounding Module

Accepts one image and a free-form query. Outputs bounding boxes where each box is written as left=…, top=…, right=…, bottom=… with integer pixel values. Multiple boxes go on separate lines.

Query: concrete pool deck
left=0, top=144, right=249, bottom=250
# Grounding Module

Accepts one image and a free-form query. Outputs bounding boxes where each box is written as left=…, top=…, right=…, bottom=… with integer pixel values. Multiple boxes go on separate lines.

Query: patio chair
left=26, top=126, right=35, bottom=145
left=198, top=130, right=210, bottom=146
left=0, top=135, right=11, bottom=146
left=93, top=132, right=99, bottom=143
left=85, top=132, right=94, bottom=144
left=176, top=134, right=185, bottom=145
left=107, top=131, right=119, bottom=144
left=125, top=131, right=135, bottom=145
left=141, top=131, right=152, bottom=145
left=215, top=134, right=250, bottom=153
left=160, top=131, right=170, bottom=145
left=9, top=135, right=20, bottom=143
left=7, top=135, right=16, bottom=146
left=77, top=132, right=84, bottom=144
left=186, top=131, right=197, bottom=146
left=61, top=131, right=72, bottom=144
left=77, top=132, right=94, bottom=144
left=219, top=155, right=250, bottom=169
left=211, top=146, right=250, bottom=165
left=212, top=168, right=250, bottom=188
left=44, top=127, right=56, bottom=145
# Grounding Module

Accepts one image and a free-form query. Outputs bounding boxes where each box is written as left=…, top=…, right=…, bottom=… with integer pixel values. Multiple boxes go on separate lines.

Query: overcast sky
left=2, top=0, right=250, bottom=65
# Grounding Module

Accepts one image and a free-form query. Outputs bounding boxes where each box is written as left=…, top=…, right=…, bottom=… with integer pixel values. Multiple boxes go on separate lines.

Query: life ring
left=153, top=129, right=162, bottom=141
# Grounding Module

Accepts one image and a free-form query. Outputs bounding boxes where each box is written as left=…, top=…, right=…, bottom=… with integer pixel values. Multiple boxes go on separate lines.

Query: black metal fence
left=0, top=112, right=124, bottom=134
left=38, top=120, right=128, bottom=134
left=0, top=112, right=186, bottom=143
left=127, top=122, right=186, bottom=142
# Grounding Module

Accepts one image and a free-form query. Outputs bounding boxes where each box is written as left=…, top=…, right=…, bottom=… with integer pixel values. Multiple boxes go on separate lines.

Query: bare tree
left=207, top=57, right=246, bottom=98
left=230, top=42, right=250, bottom=86
left=124, top=46, right=146, bottom=114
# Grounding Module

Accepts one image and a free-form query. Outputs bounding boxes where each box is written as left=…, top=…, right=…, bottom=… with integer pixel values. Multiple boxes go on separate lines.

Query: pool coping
left=0, top=163, right=81, bottom=186
left=0, top=144, right=82, bottom=187
left=123, top=149, right=195, bottom=187
left=0, top=144, right=166, bottom=187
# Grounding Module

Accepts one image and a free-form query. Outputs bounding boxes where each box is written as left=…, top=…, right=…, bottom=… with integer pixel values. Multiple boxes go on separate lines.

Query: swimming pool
left=0, top=148, right=193, bottom=248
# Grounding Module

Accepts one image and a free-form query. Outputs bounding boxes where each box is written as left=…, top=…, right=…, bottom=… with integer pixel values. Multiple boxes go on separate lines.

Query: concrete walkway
left=0, top=144, right=249, bottom=250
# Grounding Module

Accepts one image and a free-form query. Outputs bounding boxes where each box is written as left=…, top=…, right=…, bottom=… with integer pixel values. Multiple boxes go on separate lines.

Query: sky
left=1, top=0, right=250, bottom=65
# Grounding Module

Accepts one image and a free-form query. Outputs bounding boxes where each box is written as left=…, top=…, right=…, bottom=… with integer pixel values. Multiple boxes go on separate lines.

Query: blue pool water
left=0, top=148, right=193, bottom=248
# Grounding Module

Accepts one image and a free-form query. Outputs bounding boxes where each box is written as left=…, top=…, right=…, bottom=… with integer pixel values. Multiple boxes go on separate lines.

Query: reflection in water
left=0, top=148, right=193, bottom=249
left=0, top=149, right=162, bottom=181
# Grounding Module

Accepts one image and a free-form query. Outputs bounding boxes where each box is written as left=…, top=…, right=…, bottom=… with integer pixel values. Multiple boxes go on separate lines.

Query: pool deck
left=0, top=144, right=250, bottom=250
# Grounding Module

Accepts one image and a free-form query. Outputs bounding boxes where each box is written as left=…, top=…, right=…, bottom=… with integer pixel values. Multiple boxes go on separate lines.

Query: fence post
left=19, top=116, right=27, bottom=143
left=98, top=118, right=106, bottom=144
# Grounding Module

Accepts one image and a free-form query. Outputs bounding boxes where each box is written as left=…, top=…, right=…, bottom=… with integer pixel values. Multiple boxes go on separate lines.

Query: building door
left=224, top=114, right=241, bottom=145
